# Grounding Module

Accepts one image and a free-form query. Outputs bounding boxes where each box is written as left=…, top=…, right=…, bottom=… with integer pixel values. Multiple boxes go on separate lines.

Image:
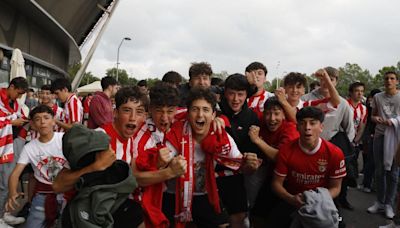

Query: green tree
left=79, top=72, right=100, bottom=87
left=106, top=68, right=137, bottom=86
left=68, top=62, right=100, bottom=87
left=372, top=63, right=400, bottom=91
left=337, top=63, right=373, bottom=97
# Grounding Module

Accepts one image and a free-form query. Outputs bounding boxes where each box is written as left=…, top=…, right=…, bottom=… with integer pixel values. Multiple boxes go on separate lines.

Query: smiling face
left=284, top=83, right=305, bottom=104
left=150, top=105, right=177, bottom=132
left=224, top=88, right=247, bottom=113
left=31, top=112, right=56, bottom=137
left=188, top=98, right=215, bottom=142
left=297, top=117, right=323, bottom=149
left=114, top=100, right=147, bottom=139
left=40, top=89, right=53, bottom=105
left=264, top=106, right=285, bottom=132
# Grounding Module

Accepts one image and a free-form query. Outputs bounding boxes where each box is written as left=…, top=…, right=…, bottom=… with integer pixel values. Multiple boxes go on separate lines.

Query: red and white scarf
left=0, top=88, right=25, bottom=163
left=166, top=120, right=242, bottom=227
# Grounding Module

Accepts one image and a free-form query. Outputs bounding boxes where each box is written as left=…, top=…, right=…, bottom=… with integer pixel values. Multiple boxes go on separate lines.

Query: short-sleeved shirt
left=247, top=90, right=274, bottom=120
left=18, top=132, right=69, bottom=185
left=260, top=120, right=299, bottom=150
left=371, top=91, right=400, bottom=136
left=274, top=138, right=346, bottom=195
left=64, top=94, right=83, bottom=124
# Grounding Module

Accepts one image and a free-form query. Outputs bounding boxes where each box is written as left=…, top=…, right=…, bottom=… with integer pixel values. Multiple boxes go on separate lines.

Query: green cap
left=62, top=124, right=110, bottom=170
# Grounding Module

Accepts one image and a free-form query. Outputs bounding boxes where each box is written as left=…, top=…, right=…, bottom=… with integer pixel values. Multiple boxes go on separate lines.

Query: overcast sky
left=85, top=0, right=400, bottom=81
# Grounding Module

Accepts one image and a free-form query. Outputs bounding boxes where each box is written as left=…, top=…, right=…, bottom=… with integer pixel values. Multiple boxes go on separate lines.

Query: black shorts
left=217, top=174, right=248, bottom=214
left=162, top=192, right=229, bottom=228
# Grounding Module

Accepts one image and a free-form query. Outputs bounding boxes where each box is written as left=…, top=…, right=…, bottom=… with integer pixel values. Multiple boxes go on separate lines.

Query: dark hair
left=211, top=77, right=224, bottom=87
left=186, top=88, right=217, bottom=111
left=384, top=71, right=399, bottom=80
left=9, top=77, right=28, bottom=91
left=348, top=81, right=365, bottom=93
left=245, top=62, right=268, bottom=75
left=29, top=104, right=54, bottom=119
left=162, top=71, right=182, bottom=85
left=150, top=82, right=180, bottom=107
left=296, top=106, right=325, bottom=123
left=28, top=88, right=35, bottom=93
left=137, top=80, right=147, bottom=87
left=189, top=62, right=213, bottom=79
left=51, top=78, right=71, bottom=92
left=309, top=81, right=320, bottom=91
left=283, top=72, right=307, bottom=88
left=41, top=84, right=51, bottom=91
left=263, top=97, right=283, bottom=112
left=101, top=76, right=117, bottom=90
left=324, top=66, right=339, bottom=79
left=224, top=73, right=249, bottom=91
left=115, top=86, right=148, bottom=110
left=368, top=89, right=381, bottom=98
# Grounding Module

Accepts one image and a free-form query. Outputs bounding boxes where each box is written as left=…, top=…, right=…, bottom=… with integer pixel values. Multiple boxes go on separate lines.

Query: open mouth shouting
left=125, top=123, right=137, bottom=135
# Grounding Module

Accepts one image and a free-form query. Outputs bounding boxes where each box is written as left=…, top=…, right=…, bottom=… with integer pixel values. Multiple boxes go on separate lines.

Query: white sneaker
left=0, top=219, right=13, bottom=228
left=363, top=187, right=372, bottom=193
left=367, top=201, right=384, bottom=213
left=2, top=213, right=25, bottom=225
left=379, top=222, right=400, bottom=228
left=385, top=204, right=395, bottom=219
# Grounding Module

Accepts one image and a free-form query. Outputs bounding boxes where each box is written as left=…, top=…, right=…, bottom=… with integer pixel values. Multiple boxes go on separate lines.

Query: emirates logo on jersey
left=317, top=159, right=328, bottom=173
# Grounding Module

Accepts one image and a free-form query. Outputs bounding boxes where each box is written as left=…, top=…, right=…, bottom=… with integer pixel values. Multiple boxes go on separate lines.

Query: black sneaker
left=16, top=202, right=31, bottom=219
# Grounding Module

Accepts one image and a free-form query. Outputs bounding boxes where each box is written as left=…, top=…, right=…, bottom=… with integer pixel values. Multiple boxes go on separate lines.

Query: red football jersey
left=274, top=138, right=346, bottom=194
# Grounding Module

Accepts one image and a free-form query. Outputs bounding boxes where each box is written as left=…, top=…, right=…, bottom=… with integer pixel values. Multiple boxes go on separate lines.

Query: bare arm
left=6, top=164, right=27, bottom=211
left=354, top=122, right=366, bottom=144
left=275, top=88, right=297, bottom=123
left=316, top=69, right=340, bottom=107
left=248, top=125, right=279, bottom=161
left=132, top=156, right=186, bottom=187
left=55, top=120, right=74, bottom=131
left=272, top=174, right=304, bottom=208
left=327, top=178, right=343, bottom=199
left=53, top=149, right=116, bottom=193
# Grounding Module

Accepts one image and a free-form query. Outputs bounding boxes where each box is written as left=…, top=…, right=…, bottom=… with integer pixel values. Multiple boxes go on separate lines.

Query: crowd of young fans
left=0, top=61, right=399, bottom=228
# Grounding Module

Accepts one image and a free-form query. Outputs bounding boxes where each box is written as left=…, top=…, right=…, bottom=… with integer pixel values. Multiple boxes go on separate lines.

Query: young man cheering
left=163, top=88, right=260, bottom=228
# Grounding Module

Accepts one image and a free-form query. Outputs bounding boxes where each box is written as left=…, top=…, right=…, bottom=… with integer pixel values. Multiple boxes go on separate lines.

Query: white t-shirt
left=18, top=132, right=69, bottom=185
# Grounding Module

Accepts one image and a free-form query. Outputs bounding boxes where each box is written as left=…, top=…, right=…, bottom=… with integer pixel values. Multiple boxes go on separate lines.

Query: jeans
left=0, top=138, right=24, bottom=216
left=373, top=135, right=399, bottom=206
left=25, top=194, right=46, bottom=228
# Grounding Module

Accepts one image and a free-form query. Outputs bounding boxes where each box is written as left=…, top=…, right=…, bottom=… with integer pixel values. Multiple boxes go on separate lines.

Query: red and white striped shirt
left=297, top=98, right=337, bottom=113
left=247, top=90, right=274, bottom=120
left=98, top=123, right=137, bottom=165
left=133, top=119, right=165, bottom=156
left=346, top=99, right=367, bottom=132
left=64, top=94, right=83, bottom=124
left=0, top=88, right=26, bottom=163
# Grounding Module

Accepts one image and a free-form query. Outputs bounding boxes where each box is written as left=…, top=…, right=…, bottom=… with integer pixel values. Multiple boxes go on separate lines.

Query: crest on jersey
left=317, top=159, right=328, bottom=173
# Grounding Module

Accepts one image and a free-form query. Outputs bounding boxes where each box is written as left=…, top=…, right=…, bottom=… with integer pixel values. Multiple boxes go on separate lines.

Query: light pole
left=116, top=37, right=131, bottom=82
